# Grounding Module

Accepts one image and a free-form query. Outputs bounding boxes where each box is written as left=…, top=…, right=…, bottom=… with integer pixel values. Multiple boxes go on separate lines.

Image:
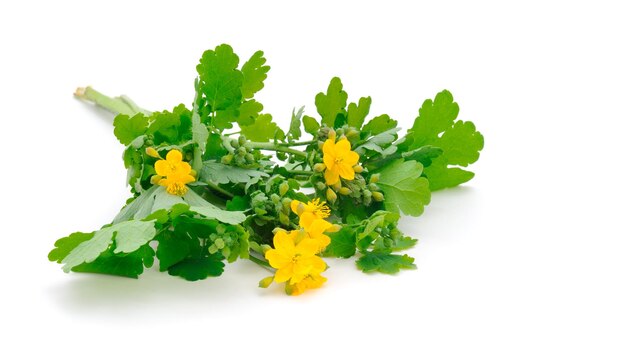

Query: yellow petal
left=154, top=160, right=171, bottom=177
left=166, top=149, right=183, bottom=163
left=296, top=238, right=321, bottom=257
left=342, top=150, right=360, bottom=166
left=338, top=162, right=355, bottom=180
left=322, top=138, right=336, bottom=157
left=274, top=263, right=294, bottom=283
left=265, top=249, right=291, bottom=269
left=324, top=168, right=340, bottom=185
left=299, top=212, right=316, bottom=229
left=290, top=200, right=301, bottom=214
left=334, top=139, right=352, bottom=153
left=309, top=255, right=327, bottom=274
left=308, top=218, right=333, bottom=235
left=323, top=151, right=335, bottom=170
left=273, top=230, right=295, bottom=253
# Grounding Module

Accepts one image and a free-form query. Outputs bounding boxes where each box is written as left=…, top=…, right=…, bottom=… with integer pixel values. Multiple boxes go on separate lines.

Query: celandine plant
left=48, top=44, right=484, bottom=295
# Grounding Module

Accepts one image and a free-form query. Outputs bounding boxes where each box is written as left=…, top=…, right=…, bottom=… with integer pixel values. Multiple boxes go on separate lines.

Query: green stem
left=284, top=169, right=314, bottom=176
left=205, top=181, right=235, bottom=199
left=248, top=252, right=274, bottom=271
left=74, top=86, right=151, bottom=116
left=248, top=142, right=307, bottom=158
left=279, top=140, right=316, bottom=147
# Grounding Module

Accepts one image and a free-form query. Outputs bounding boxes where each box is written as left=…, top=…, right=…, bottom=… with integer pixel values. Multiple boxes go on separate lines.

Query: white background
left=1, top=1, right=625, bottom=351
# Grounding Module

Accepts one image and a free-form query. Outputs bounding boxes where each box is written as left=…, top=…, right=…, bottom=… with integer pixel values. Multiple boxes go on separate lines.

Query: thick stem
left=283, top=169, right=314, bottom=176
left=247, top=142, right=307, bottom=158
left=279, top=140, right=316, bottom=147
left=74, top=86, right=151, bottom=116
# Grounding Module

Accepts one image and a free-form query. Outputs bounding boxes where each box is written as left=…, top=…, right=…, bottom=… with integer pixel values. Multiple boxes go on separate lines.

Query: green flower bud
left=326, top=188, right=337, bottom=203
left=238, top=135, right=247, bottom=146
left=259, top=276, right=274, bottom=288
left=230, top=139, right=239, bottom=148
left=279, top=182, right=289, bottom=196
left=245, top=154, right=256, bottom=163
left=370, top=173, right=380, bottom=183
left=368, top=183, right=380, bottom=191
left=316, top=182, right=327, bottom=190
left=221, top=154, right=233, bottom=164
left=353, top=164, right=364, bottom=173
left=372, top=191, right=384, bottom=202
left=313, top=163, right=326, bottom=172
left=237, top=146, right=247, bottom=156
left=328, top=129, right=337, bottom=141
left=279, top=213, right=290, bottom=226
left=339, top=187, right=351, bottom=195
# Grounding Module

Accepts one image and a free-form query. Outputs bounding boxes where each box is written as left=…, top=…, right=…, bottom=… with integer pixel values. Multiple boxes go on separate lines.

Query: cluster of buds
left=221, top=135, right=258, bottom=167
left=206, top=224, right=248, bottom=262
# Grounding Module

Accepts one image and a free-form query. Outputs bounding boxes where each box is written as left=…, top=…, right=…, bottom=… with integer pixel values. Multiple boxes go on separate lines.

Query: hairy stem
left=74, top=86, right=151, bottom=116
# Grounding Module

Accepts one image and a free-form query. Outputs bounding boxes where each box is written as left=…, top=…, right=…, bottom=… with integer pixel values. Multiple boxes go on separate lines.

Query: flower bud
left=368, top=183, right=380, bottom=191
left=339, top=187, right=351, bottom=195
left=326, top=188, right=337, bottom=203
left=270, top=194, right=281, bottom=204
left=259, top=276, right=274, bottom=288
left=189, top=169, right=197, bottom=178
left=279, top=182, right=289, bottom=196
left=372, top=191, right=385, bottom=202
left=279, top=213, right=290, bottom=225
left=221, top=154, right=233, bottom=164
left=346, top=128, right=359, bottom=138
left=353, top=164, right=364, bottom=173
left=313, top=163, right=326, bottom=172
left=238, top=135, right=247, bottom=146
left=327, top=129, right=337, bottom=141
left=370, top=173, right=381, bottom=183
left=245, top=154, right=256, bottom=163
left=237, top=146, right=247, bottom=156
left=230, top=139, right=239, bottom=148
left=145, top=147, right=161, bottom=159
left=150, top=175, right=163, bottom=185
left=328, top=224, right=342, bottom=233
left=315, top=182, right=327, bottom=190
left=331, top=181, right=342, bottom=192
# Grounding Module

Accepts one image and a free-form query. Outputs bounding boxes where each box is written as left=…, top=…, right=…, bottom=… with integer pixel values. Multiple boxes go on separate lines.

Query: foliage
left=50, top=44, right=483, bottom=295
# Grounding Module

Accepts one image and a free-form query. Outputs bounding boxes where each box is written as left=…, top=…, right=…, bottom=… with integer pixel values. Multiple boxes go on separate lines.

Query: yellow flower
left=290, top=198, right=330, bottom=228
left=322, top=137, right=360, bottom=185
left=154, top=149, right=195, bottom=196
left=299, top=219, right=333, bottom=250
left=265, top=230, right=327, bottom=284
left=286, top=274, right=327, bottom=296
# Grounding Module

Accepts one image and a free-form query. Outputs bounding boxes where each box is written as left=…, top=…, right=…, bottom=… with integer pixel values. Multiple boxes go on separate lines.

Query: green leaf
left=156, top=231, right=196, bottom=271
left=167, top=255, right=225, bottom=281
left=240, top=114, right=284, bottom=142
left=200, top=161, right=269, bottom=185
left=236, top=99, right=264, bottom=126
left=72, top=245, right=154, bottom=279
left=356, top=253, right=416, bottom=274
left=48, top=232, right=94, bottom=263
left=302, top=115, right=320, bottom=135
left=241, top=50, right=270, bottom=99
left=226, top=196, right=250, bottom=211
left=401, top=145, right=443, bottom=167
left=315, top=77, right=347, bottom=127
left=362, top=114, right=397, bottom=135
left=324, top=227, right=356, bottom=258
left=61, top=228, right=116, bottom=272
left=407, top=90, right=484, bottom=190
left=190, top=205, right=246, bottom=225
left=355, top=128, right=400, bottom=155
left=113, top=220, right=157, bottom=254
left=61, top=220, right=156, bottom=272
left=377, top=159, right=431, bottom=217
left=197, top=44, right=243, bottom=112
left=113, top=113, right=148, bottom=145
left=347, top=96, right=371, bottom=128
left=288, top=106, right=304, bottom=141
left=147, top=105, right=192, bottom=145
